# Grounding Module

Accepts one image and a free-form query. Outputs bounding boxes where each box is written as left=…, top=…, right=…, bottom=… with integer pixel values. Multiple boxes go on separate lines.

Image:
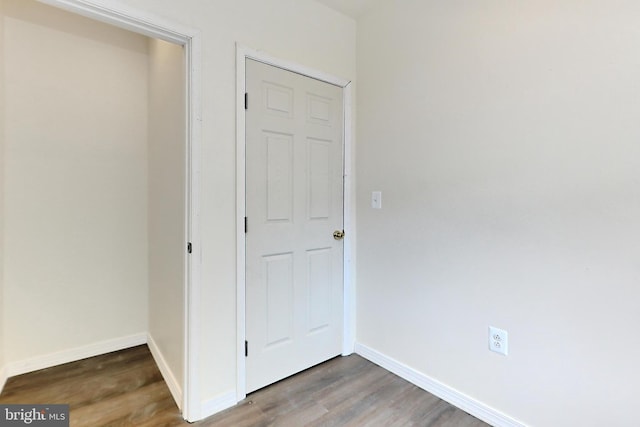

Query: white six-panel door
left=245, top=59, right=344, bottom=393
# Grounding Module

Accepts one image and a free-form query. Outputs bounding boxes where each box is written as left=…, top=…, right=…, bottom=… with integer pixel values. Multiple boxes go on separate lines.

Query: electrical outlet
left=489, top=326, right=508, bottom=356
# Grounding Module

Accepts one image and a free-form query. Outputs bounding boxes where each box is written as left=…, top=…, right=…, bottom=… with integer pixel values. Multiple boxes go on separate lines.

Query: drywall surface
left=3, top=0, right=149, bottom=363
left=83, top=0, right=357, bottom=408
left=147, top=38, right=185, bottom=396
left=0, top=0, right=5, bottom=376
left=356, top=2, right=640, bottom=426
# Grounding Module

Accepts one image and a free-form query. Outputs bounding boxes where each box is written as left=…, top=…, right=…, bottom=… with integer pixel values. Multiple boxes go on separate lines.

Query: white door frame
left=236, top=44, right=356, bottom=401
left=37, top=0, right=202, bottom=421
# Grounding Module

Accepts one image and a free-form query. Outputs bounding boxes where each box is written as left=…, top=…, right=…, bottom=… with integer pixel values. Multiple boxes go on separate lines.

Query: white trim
left=235, top=45, right=248, bottom=403
left=236, top=44, right=356, bottom=403
left=342, top=82, right=356, bottom=356
left=33, top=1, right=202, bottom=421
left=5, top=334, right=147, bottom=378
left=0, top=365, right=8, bottom=394
left=355, top=343, right=527, bottom=427
left=239, top=46, right=350, bottom=88
left=148, top=334, right=183, bottom=410
left=184, top=29, right=203, bottom=424
left=36, top=0, right=188, bottom=44
left=201, top=391, right=237, bottom=419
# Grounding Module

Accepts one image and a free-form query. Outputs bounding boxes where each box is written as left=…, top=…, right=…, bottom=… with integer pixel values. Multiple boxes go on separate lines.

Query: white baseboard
left=201, top=391, right=237, bottom=420
left=355, top=343, right=526, bottom=427
left=0, top=365, right=8, bottom=395
left=5, top=333, right=147, bottom=378
left=147, top=333, right=183, bottom=410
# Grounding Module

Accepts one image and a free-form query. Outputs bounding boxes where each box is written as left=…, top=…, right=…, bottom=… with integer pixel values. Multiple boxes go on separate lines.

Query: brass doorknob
left=333, top=230, right=345, bottom=240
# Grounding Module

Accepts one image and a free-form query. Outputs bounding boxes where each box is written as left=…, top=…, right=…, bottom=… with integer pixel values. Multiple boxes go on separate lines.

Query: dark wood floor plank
left=0, top=345, right=490, bottom=427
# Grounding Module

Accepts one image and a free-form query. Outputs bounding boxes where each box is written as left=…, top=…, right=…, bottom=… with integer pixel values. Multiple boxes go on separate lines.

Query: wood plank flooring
left=0, top=345, right=489, bottom=427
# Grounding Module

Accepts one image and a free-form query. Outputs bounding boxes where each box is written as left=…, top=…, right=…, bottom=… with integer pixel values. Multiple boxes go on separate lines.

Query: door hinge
left=244, top=92, right=248, bottom=110
left=244, top=217, right=248, bottom=233
left=245, top=340, right=248, bottom=357
left=187, top=242, right=192, bottom=254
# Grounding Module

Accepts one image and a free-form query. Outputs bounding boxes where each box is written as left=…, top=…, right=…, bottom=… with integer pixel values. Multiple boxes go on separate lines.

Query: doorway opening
left=0, top=0, right=201, bottom=421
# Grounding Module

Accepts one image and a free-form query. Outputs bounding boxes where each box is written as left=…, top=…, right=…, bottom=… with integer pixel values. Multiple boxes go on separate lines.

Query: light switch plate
left=371, top=191, right=382, bottom=209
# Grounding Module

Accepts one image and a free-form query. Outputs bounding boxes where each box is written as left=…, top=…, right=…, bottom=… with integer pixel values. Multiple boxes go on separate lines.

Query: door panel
left=245, top=59, right=344, bottom=393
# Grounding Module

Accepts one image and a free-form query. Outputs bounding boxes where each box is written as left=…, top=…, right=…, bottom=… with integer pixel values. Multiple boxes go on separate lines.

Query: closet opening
left=0, top=0, right=200, bottom=420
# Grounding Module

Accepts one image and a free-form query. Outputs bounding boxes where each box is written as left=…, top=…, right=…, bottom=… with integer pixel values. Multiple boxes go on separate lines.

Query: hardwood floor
left=0, top=346, right=489, bottom=427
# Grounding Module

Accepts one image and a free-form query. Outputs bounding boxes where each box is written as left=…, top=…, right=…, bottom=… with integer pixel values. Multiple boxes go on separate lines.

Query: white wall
left=147, top=38, right=185, bottom=401
left=0, top=0, right=356, bottom=413
left=2, top=0, right=149, bottom=365
left=79, top=0, right=357, bottom=409
left=356, top=2, right=640, bottom=426
left=0, top=0, right=6, bottom=383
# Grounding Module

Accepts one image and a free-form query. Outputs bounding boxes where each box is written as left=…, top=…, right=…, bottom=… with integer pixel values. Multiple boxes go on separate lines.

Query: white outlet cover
left=489, top=326, right=508, bottom=356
